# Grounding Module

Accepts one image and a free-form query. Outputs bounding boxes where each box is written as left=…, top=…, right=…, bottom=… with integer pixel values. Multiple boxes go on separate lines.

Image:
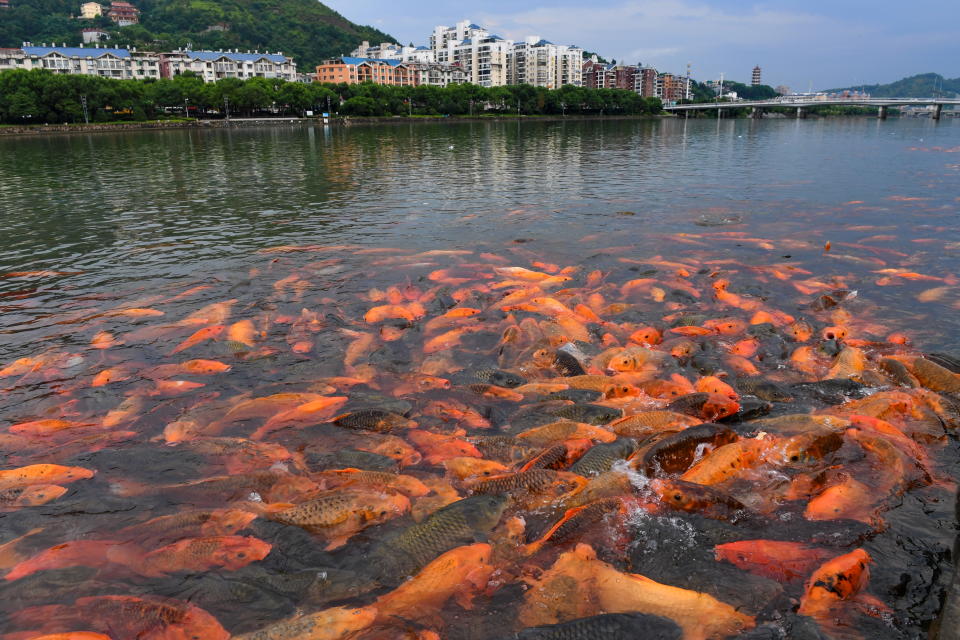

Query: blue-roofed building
left=0, top=43, right=160, bottom=79
left=160, top=49, right=297, bottom=83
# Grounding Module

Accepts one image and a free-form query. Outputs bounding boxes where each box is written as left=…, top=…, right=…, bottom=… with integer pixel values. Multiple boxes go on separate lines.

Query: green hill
left=828, top=73, right=960, bottom=98
left=0, top=0, right=396, bottom=70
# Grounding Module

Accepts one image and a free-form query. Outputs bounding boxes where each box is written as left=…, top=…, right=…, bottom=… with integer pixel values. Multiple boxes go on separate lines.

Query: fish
left=0, top=464, right=95, bottom=491
left=0, top=484, right=68, bottom=509
left=136, top=535, right=273, bottom=576
left=314, top=468, right=430, bottom=497
left=367, top=494, right=507, bottom=581
left=252, top=396, right=349, bottom=440
left=269, top=489, right=410, bottom=550
left=10, top=595, right=230, bottom=640
left=504, top=613, right=682, bottom=640
left=637, top=423, right=738, bottom=476
left=652, top=479, right=747, bottom=521
left=549, top=404, right=622, bottom=426
left=715, top=540, right=835, bottom=582
left=333, top=409, right=416, bottom=432
left=569, top=438, right=637, bottom=476
left=5, top=540, right=146, bottom=581
left=798, top=549, right=874, bottom=617
left=232, top=605, right=378, bottom=640
left=520, top=544, right=754, bottom=639
left=373, top=543, right=494, bottom=624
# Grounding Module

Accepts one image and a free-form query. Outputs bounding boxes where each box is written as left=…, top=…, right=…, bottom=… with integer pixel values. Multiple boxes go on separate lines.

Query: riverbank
left=0, top=113, right=667, bottom=136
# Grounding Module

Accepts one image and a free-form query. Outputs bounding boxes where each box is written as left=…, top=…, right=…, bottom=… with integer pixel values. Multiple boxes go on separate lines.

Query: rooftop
left=337, top=56, right=405, bottom=67
left=23, top=45, right=131, bottom=58
left=183, top=49, right=288, bottom=63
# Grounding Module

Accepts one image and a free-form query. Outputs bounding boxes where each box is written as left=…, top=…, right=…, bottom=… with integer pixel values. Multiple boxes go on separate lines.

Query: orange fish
left=10, top=595, right=229, bottom=640
left=0, top=464, right=95, bottom=491
left=798, top=549, right=874, bottom=617
left=227, top=319, right=258, bottom=347
left=251, top=396, right=348, bottom=440
left=136, top=535, right=272, bottom=577
left=374, top=543, right=494, bottom=623
left=8, top=420, right=96, bottom=437
left=169, top=324, right=226, bottom=355
left=179, top=359, right=232, bottom=374
left=714, top=540, right=834, bottom=582
left=407, top=429, right=482, bottom=464
left=5, top=540, right=145, bottom=581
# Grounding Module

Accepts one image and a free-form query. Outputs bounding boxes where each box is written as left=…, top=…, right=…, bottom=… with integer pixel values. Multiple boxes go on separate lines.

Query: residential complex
left=0, top=44, right=297, bottom=82
left=159, top=49, right=298, bottom=82
left=583, top=56, right=691, bottom=101
left=0, top=44, right=159, bottom=79
left=345, top=20, right=582, bottom=89
left=316, top=57, right=467, bottom=87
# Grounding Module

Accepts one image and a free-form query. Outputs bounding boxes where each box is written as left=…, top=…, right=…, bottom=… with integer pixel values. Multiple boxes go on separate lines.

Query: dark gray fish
left=550, top=403, right=622, bottom=425
left=790, top=379, right=868, bottom=405
left=638, top=424, right=738, bottom=476
left=303, top=449, right=398, bottom=472
left=720, top=395, right=772, bottom=422
left=333, top=409, right=414, bottom=433
left=547, top=388, right=603, bottom=403
left=569, top=438, right=638, bottom=476
left=367, top=494, right=508, bottom=582
left=736, top=377, right=794, bottom=402
left=878, top=358, right=920, bottom=388
left=553, top=350, right=586, bottom=377
left=927, top=353, right=960, bottom=374
left=504, top=613, right=682, bottom=640
left=476, top=368, right=527, bottom=388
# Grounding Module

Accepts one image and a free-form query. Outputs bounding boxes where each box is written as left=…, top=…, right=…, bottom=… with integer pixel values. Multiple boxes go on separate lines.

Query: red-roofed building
left=0, top=0, right=11, bottom=10
left=107, top=1, right=139, bottom=25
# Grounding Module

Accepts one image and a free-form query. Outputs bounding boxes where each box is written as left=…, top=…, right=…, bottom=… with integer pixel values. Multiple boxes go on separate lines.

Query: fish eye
left=673, top=493, right=683, bottom=501
left=789, top=455, right=800, bottom=462
left=237, top=552, right=246, bottom=558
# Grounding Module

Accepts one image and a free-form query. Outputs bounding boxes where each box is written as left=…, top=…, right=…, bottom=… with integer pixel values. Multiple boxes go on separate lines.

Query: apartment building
left=0, top=44, right=160, bottom=79
left=656, top=73, right=692, bottom=102
left=106, top=1, right=139, bottom=26
left=511, top=38, right=583, bottom=88
left=79, top=2, right=102, bottom=18
left=315, top=57, right=466, bottom=87
left=582, top=57, right=661, bottom=98
left=160, top=50, right=298, bottom=82
left=429, top=20, right=581, bottom=88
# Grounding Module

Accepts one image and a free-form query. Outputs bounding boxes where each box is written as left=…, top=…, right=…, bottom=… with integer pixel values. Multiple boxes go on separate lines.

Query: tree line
left=0, top=68, right=663, bottom=124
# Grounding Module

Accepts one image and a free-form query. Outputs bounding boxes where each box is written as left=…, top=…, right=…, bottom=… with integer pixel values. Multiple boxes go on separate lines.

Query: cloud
left=329, top=0, right=960, bottom=88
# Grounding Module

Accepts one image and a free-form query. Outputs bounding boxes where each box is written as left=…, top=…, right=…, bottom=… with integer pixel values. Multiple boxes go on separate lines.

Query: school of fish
left=1, top=233, right=959, bottom=640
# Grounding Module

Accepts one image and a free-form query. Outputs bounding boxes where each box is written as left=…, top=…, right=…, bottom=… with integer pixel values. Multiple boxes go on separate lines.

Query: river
left=0, top=117, right=959, bottom=639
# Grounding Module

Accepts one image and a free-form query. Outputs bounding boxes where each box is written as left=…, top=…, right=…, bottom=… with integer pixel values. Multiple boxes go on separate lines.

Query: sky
left=327, top=0, right=960, bottom=90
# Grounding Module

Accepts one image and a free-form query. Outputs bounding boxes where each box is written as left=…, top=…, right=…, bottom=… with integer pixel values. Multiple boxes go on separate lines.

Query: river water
left=0, top=117, right=959, bottom=639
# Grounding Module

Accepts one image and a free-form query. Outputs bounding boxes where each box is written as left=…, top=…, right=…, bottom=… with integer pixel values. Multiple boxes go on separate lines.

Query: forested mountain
left=0, top=0, right=396, bottom=69
left=828, top=73, right=960, bottom=98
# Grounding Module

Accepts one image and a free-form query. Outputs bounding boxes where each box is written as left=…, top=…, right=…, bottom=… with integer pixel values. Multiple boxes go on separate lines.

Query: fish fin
left=324, top=535, right=353, bottom=551
left=853, top=593, right=892, bottom=618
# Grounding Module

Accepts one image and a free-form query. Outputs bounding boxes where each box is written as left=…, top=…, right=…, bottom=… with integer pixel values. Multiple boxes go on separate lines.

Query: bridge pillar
left=933, top=104, right=943, bottom=121
left=878, top=105, right=888, bottom=120
left=795, top=107, right=805, bottom=119
left=751, top=107, right=763, bottom=119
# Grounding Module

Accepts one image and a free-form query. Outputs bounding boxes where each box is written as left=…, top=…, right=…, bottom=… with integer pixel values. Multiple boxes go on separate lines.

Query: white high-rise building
left=510, top=37, right=582, bottom=88
left=427, top=20, right=581, bottom=88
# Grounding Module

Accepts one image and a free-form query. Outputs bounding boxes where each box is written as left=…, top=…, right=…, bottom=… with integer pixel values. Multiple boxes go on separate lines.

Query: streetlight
left=184, top=96, right=189, bottom=119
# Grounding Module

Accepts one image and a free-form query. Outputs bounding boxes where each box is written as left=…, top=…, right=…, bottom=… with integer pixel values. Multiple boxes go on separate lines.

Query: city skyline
left=329, top=0, right=960, bottom=90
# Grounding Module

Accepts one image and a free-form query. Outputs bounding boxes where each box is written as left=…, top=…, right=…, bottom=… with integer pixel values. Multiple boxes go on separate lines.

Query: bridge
left=663, top=97, right=960, bottom=120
